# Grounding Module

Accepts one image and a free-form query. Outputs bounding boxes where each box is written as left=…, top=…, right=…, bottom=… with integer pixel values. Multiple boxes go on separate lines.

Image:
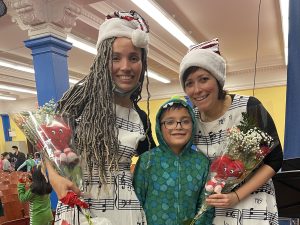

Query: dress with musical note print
left=54, top=104, right=148, bottom=225
left=194, top=94, right=283, bottom=225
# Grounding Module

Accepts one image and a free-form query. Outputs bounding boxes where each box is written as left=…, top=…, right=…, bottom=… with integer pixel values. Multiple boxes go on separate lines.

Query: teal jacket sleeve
left=133, top=156, right=147, bottom=206
left=18, top=183, right=33, bottom=202
left=195, top=158, right=215, bottom=225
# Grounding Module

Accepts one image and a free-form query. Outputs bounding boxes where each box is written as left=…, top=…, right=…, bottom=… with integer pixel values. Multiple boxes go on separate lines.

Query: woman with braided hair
left=45, top=10, right=156, bottom=225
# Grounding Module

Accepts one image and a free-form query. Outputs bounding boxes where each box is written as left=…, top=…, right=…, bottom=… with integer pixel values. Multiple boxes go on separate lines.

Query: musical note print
left=54, top=105, right=149, bottom=224
left=116, top=117, right=144, bottom=133
left=194, top=95, right=279, bottom=225
left=242, top=208, right=268, bottom=220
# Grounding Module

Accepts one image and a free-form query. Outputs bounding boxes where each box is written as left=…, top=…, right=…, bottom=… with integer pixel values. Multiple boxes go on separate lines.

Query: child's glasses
left=161, top=119, right=192, bottom=130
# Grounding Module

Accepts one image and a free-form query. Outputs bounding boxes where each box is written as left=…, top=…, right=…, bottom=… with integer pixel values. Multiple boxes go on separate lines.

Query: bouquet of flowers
left=11, top=100, right=92, bottom=224
left=184, top=112, right=274, bottom=225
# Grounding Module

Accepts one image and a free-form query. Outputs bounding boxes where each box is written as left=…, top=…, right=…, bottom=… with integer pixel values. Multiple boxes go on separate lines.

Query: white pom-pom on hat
left=96, top=11, right=149, bottom=50
left=132, top=29, right=149, bottom=49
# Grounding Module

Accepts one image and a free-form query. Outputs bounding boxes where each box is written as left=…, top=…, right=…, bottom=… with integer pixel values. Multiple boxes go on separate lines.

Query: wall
left=0, top=116, right=28, bottom=153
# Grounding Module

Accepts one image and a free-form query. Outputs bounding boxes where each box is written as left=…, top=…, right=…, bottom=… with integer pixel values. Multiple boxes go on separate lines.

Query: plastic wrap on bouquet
left=184, top=111, right=277, bottom=225
left=11, top=108, right=82, bottom=188
left=10, top=100, right=93, bottom=224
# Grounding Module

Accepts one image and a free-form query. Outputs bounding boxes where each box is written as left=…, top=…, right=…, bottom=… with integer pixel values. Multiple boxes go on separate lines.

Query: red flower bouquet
left=184, top=112, right=274, bottom=225
left=12, top=100, right=82, bottom=187
left=11, top=100, right=92, bottom=224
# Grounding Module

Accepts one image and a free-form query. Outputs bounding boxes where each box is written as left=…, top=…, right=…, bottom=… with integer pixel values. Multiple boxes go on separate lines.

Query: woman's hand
left=206, top=192, right=239, bottom=208
left=48, top=171, right=81, bottom=199
left=44, top=159, right=81, bottom=199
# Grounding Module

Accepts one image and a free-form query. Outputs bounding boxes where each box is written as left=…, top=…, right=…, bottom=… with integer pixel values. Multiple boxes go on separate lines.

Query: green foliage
left=237, top=112, right=256, bottom=133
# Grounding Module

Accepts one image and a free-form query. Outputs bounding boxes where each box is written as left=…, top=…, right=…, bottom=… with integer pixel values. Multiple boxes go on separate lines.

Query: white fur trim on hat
left=179, top=49, right=226, bottom=90
left=97, top=18, right=149, bottom=49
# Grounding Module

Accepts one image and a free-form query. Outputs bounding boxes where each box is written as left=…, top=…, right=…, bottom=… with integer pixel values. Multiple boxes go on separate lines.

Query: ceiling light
left=131, top=0, right=196, bottom=48
left=0, top=60, right=34, bottom=73
left=0, top=96, right=16, bottom=101
left=69, top=78, right=81, bottom=84
left=148, top=70, right=170, bottom=83
left=67, top=34, right=97, bottom=55
left=0, top=84, right=37, bottom=94
left=0, top=59, right=81, bottom=85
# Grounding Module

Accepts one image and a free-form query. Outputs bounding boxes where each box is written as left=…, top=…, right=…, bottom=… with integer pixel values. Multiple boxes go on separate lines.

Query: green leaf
left=237, top=112, right=257, bottom=132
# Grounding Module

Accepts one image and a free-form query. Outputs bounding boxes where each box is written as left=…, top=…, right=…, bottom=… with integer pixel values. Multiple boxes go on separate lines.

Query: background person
left=1, top=152, right=12, bottom=172
left=11, top=145, right=26, bottom=171
left=18, top=165, right=53, bottom=225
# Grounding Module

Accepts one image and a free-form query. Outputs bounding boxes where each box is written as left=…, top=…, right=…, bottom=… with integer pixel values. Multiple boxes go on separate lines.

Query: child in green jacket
left=133, top=98, right=214, bottom=225
left=18, top=165, right=53, bottom=225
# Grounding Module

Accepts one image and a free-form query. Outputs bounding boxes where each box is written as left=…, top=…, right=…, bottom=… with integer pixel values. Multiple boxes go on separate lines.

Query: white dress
left=54, top=104, right=147, bottom=225
left=194, top=94, right=279, bottom=225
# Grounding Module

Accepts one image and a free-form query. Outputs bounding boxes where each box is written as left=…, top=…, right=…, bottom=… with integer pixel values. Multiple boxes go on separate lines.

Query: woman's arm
left=247, top=96, right=283, bottom=172
left=44, top=159, right=81, bottom=199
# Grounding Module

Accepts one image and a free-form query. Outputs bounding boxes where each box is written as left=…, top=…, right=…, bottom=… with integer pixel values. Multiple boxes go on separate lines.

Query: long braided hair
left=56, top=38, right=149, bottom=184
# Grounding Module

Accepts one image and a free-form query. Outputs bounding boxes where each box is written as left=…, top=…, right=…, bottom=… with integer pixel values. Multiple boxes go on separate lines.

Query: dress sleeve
left=18, top=183, right=33, bottom=202
left=132, top=155, right=148, bottom=206
left=135, top=104, right=156, bottom=155
left=247, top=96, right=283, bottom=172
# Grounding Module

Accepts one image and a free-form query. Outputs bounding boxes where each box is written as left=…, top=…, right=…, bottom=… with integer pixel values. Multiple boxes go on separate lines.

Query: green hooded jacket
left=133, top=98, right=214, bottom=225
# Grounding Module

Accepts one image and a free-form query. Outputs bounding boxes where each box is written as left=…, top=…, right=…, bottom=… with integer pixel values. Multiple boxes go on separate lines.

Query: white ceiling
left=0, top=0, right=286, bottom=112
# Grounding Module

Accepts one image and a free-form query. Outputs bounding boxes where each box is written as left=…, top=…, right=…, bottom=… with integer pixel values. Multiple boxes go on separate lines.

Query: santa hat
left=96, top=10, right=149, bottom=49
left=179, top=38, right=226, bottom=90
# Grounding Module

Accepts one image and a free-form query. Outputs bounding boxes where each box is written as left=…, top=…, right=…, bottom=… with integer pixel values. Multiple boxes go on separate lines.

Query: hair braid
left=57, top=38, right=119, bottom=184
left=56, top=37, right=151, bottom=186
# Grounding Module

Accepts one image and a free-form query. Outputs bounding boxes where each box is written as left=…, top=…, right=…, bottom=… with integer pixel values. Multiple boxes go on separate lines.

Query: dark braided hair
left=57, top=37, right=149, bottom=184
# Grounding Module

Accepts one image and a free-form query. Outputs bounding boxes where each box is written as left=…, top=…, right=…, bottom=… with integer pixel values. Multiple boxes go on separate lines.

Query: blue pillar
left=25, top=35, right=72, bottom=210
left=283, top=0, right=300, bottom=159
left=1, top=114, right=12, bottom=142
left=24, top=35, right=72, bottom=106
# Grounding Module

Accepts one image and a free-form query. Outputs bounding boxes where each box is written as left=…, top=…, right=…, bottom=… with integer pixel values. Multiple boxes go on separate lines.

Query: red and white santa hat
left=179, top=38, right=226, bottom=89
left=96, top=10, right=149, bottom=50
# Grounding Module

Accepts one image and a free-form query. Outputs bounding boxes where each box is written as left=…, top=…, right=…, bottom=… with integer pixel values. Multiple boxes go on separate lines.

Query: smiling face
left=160, top=107, right=193, bottom=154
left=111, top=37, right=143, bottom=93
left=184, top=68, right=220, bottom=113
